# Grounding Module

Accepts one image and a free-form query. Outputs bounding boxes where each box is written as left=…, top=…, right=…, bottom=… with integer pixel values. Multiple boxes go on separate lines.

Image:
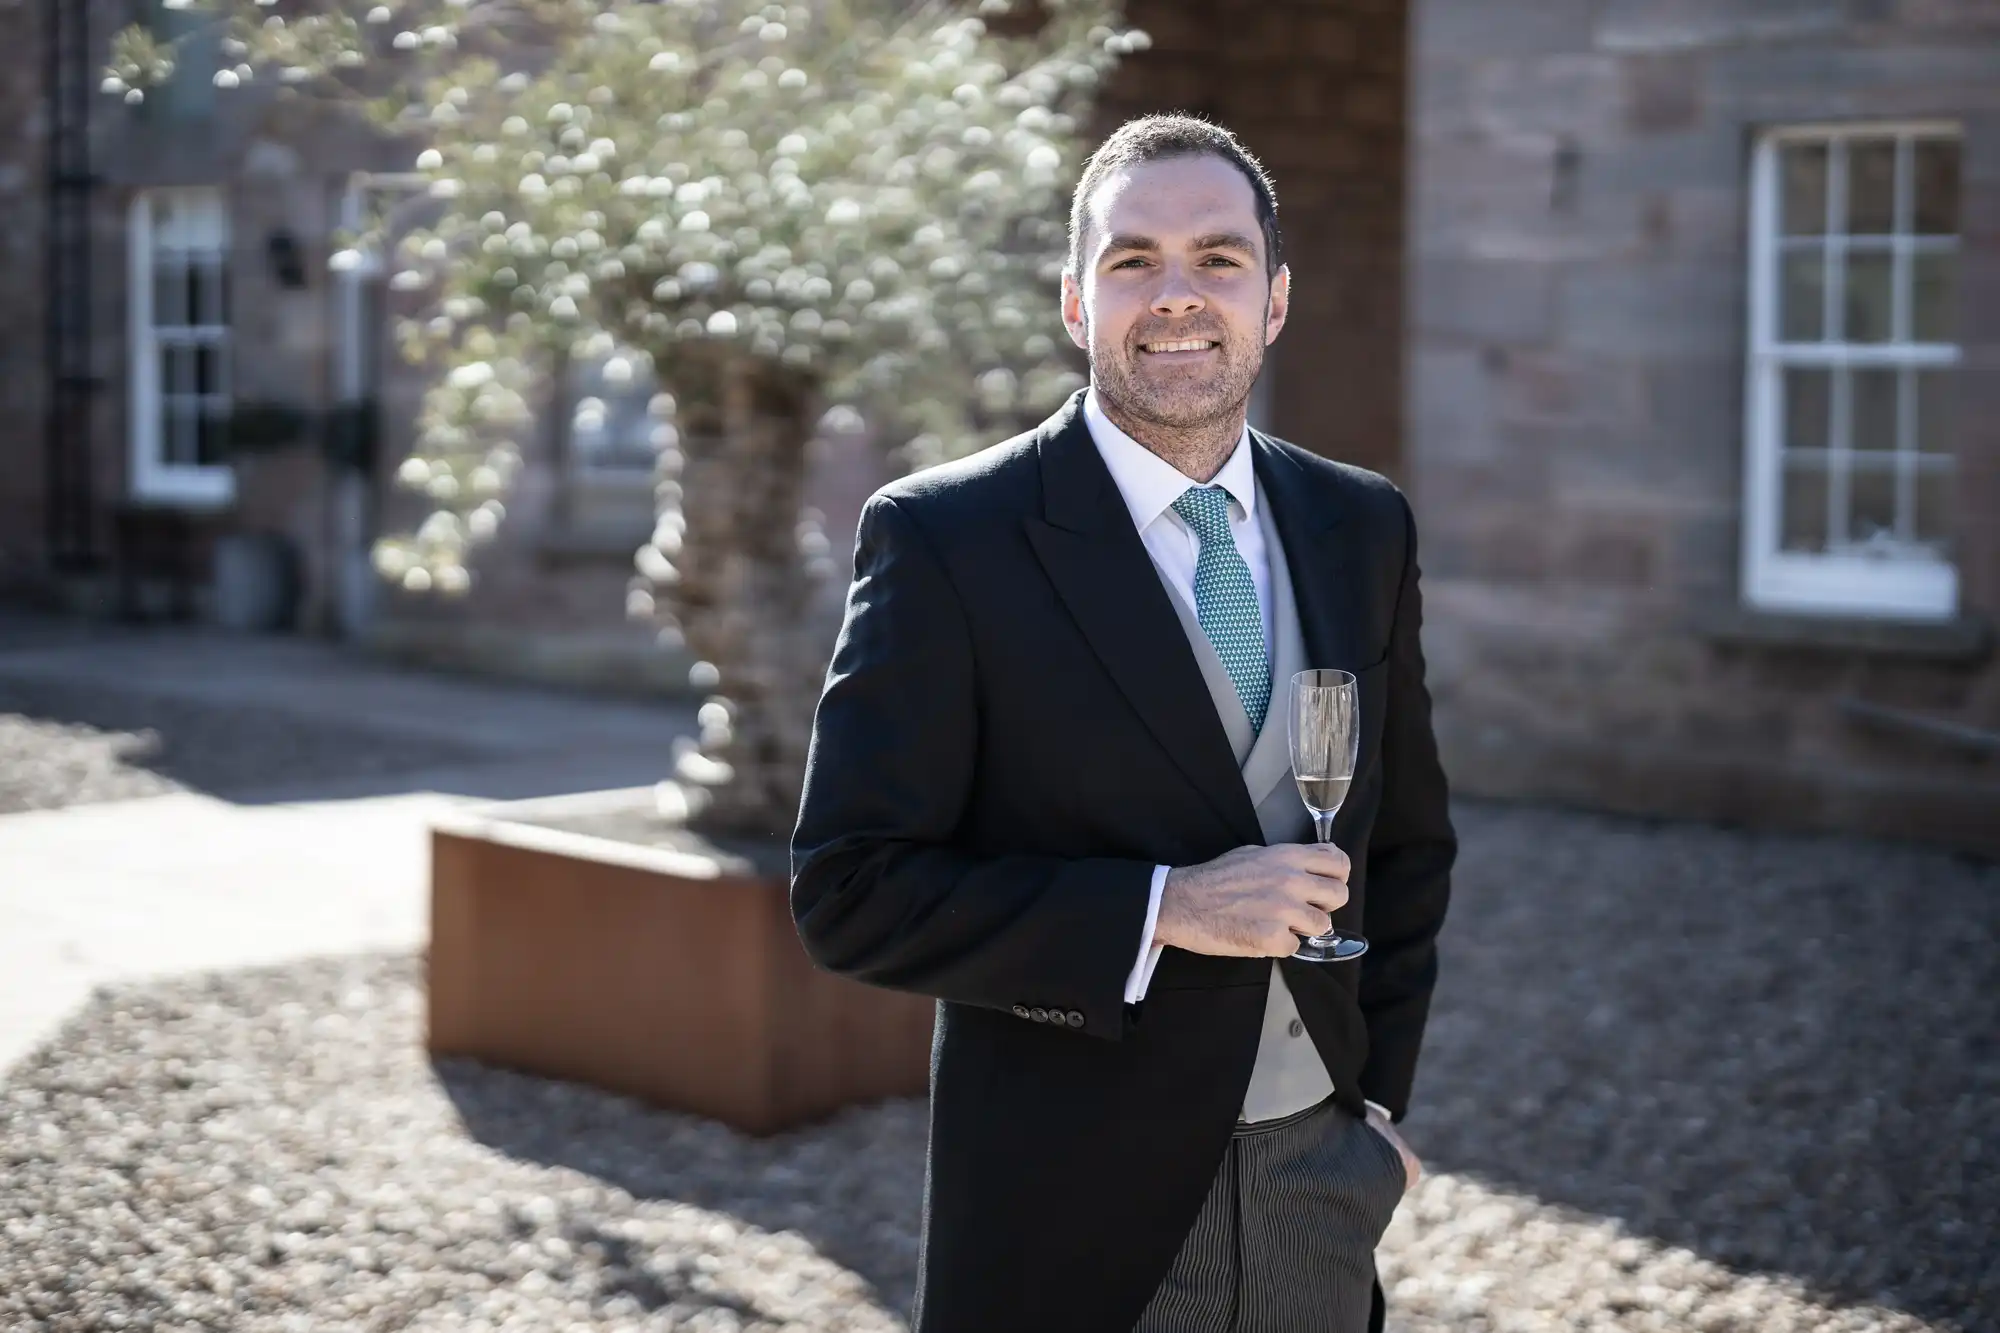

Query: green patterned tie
left=1170, top=485, right=1270, bottom=732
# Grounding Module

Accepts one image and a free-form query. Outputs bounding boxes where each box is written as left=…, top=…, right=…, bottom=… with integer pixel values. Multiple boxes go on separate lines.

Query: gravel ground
left=0, top=954, right=918, bottom=1333
left=1, top=803, right=1994, bottom=1332
left=0, top=677, right=493, bottom=813
left=1387, top=804, right=1999, bottom=1333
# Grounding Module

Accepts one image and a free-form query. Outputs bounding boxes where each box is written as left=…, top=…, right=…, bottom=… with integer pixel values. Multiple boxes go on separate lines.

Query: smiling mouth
left=1140, top=339, right=1219, bottom=354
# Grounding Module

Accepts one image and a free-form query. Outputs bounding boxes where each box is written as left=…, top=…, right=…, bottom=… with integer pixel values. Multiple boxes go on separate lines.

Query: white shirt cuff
left=1123, top=864, right=1171, bottom=1003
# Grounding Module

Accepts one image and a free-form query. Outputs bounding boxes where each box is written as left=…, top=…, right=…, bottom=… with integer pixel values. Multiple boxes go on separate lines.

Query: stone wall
left=1408, top=0, right=2000, bottom=852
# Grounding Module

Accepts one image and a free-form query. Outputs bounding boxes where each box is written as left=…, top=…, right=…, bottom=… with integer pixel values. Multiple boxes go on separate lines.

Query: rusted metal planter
left=427, top=786, right=932, bottom=1135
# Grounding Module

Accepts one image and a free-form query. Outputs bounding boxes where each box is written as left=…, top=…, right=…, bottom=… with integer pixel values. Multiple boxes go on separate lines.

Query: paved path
left=0, top=621, right=699, bottom=1076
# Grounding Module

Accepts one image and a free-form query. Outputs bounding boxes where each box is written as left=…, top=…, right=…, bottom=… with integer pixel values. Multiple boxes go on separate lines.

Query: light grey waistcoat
left=1147, top=480, right=1336, bottom=1124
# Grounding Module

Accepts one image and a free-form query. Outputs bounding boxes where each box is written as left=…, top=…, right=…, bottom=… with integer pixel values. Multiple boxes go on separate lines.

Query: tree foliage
left=109, top=0, right=1143, bottom=834
left=109, top=0, right=1146, bottom=594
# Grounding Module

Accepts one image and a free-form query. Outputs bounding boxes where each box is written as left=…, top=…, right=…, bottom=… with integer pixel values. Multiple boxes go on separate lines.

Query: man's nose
left=1150, top=264, right=1204, bottom=317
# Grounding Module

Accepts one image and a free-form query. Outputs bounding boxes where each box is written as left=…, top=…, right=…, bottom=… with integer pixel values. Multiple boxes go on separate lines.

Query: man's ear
left=1060, top=270, right=1089, bottom=350
left=1265, top=264, right=1291, bottom=346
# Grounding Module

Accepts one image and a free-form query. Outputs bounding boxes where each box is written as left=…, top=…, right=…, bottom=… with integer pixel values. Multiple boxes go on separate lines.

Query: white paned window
left=1742, top=124, right=1962, bottom=619
left=129, top=187, right=234, bottom=505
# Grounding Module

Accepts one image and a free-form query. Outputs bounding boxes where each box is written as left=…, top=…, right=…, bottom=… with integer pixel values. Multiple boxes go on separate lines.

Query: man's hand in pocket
left=1365, top=1102, right=1422, bottom=1191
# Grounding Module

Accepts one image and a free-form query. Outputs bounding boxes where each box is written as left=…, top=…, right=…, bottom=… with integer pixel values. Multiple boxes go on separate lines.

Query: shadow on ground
left=0, top=672, right=497, bottom=806
left=1407, top=802, right=1999, bottom=1329
left=434, top=1058, right=926, bottom=1310
left=0, top=616, right=697, bottom=810
left=0, top=951, right=916, bottom=1329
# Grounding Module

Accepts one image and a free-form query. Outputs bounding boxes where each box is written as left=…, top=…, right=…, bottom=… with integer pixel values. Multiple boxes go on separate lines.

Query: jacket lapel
left=1252, top=431, right=1368, bottom=683
left=1024, top=393, right=1263, bottom=847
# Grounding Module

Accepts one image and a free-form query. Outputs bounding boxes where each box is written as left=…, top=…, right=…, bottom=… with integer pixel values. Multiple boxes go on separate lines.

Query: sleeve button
left=1012, top=1005, right=1031, bottom=1019
left=1029, top=1007, right=1049, bottom=1024
left=1066, top=1010, right=1085, bottom=1028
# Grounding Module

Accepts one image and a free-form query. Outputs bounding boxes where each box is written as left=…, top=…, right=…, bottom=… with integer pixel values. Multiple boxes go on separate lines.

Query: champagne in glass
left=1293, top=775, right=1352, bottom=813
left=1287, top=669, right=1368, bottom=963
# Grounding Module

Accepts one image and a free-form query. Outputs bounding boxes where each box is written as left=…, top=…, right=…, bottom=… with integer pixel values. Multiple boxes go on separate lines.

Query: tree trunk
left=663, top=353, right=828, bottom=838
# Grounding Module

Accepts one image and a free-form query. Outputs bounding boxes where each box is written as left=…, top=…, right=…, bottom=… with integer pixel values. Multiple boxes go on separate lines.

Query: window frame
left=334, top=172, right=430, bottom=403
left=1740, top=120, right=1962, bottom=621
left=128, top=186, right=235, bottom=507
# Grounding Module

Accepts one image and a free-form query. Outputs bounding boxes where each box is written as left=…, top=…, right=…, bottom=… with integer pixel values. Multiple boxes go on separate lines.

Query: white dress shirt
left=1081, top=388, right=1272, bottom=1005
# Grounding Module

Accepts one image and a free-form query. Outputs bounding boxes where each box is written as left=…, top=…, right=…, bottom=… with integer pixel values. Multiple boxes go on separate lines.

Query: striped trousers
left=1135, top=1097, right=1406, bottom=1333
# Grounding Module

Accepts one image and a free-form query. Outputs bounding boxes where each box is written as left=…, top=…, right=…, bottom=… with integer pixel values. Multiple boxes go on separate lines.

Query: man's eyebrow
left=1100, top=230, right=1259, bottom=257
left=1189, top=231, right=1258, bottom=254
left=1101, top=232, right=1161, bottom=255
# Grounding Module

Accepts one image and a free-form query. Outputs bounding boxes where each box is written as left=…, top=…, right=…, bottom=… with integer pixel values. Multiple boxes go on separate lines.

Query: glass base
left=1291, top=931, right=1369, bottom=963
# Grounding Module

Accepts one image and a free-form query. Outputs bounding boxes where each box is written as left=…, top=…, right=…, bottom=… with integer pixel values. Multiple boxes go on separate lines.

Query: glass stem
left=1313, top=809, right=1337, bottom=845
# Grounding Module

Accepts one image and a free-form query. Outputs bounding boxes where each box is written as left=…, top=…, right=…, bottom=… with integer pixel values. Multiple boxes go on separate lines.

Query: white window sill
left=1742, top=551, right=1958, bottom=623
left=129, top=468, right=235, bottom=510
left=1696, top=604, right=1991, bottom=664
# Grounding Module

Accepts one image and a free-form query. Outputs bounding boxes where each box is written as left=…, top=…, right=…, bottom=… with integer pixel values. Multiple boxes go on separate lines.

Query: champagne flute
left=1287, top=668, right=1368, bottom=963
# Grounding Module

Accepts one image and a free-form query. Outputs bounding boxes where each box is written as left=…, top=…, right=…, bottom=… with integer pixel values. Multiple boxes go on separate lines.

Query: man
left=791, top=115, right=1455, bottom=1332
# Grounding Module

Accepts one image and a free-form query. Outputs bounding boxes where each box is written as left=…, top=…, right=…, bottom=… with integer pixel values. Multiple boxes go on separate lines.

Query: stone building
left=1398, top=1, right=1999, bottom=853
left=3, top=0, right=1995, bottom=851
left=0, top=0, right=722, bottom=693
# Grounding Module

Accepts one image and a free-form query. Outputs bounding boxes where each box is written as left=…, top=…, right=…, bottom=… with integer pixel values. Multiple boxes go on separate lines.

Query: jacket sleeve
left=789, top=492, right=1156, bottom=1041
left=1357, top=494, right=1457, bottom=1120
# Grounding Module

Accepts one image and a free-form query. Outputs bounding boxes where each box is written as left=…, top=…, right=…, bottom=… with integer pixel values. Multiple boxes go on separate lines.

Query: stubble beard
left=1083, top=300, right=1267, bottom=477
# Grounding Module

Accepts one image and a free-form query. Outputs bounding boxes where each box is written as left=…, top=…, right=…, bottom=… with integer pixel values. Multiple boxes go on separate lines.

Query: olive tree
left=109, top=0, right=1146, bottom=835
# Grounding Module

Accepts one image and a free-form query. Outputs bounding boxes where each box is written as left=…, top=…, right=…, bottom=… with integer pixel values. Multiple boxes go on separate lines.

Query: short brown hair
left=1066, top=115, right=1283, bottom=282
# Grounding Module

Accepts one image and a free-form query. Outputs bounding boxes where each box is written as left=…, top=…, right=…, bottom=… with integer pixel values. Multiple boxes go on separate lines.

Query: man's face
left=1062, top=153, right=1289, bottom=431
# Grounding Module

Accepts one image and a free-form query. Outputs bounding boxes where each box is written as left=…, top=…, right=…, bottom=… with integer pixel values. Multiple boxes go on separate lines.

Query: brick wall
left=1408, top=0, right=2000, bottom=851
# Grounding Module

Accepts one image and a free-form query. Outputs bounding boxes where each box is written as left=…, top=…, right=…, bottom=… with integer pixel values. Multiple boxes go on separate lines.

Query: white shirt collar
left=1083, top=386, right=1257, bottom=533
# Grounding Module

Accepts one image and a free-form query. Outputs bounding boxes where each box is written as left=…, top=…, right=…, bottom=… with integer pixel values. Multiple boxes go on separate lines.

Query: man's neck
left=1095, top=391, right=1245, bottom=485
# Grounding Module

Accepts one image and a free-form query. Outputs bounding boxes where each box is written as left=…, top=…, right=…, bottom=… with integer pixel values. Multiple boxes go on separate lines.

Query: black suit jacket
left=791, top=389, right=1455, bottom=1332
